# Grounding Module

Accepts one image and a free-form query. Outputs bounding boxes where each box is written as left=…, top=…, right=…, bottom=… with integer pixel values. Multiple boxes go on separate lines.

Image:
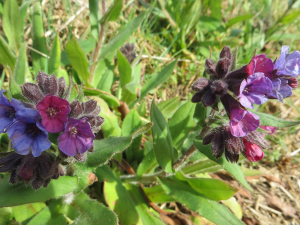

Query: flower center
left=27, top=123, right=41, bottom=137
left=47, top=107, right=60, bottom=117
left=5, top=107, right=16, bottom=118
left=69, top=127, right=77, bottom=135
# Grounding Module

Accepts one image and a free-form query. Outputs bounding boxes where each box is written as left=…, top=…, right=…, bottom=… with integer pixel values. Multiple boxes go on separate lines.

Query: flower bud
left=192, top=78, right=211, bottom=91
left=211, top=80, right=228, bottom=96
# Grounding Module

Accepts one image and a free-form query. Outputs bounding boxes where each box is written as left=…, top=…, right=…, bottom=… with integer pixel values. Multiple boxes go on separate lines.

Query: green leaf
left=136, top=148, right=158, bottom=180
left=3, top=0, right=22, bottom=53
left=20, top=1, right=36, bottom=36
left=194, top=139, right=252, bottom=191
left=13, top=202, right=46, bottom=223
left=122, top=109, right=142, bottom=162
left=32, top=2, right=48, bottom=75
left=92, top=97, right=121, bottom=137
left=150, top=101, right=174, bottom=173
left=226, top=15, right=253, bottom=28
left=175, top=171, right=237, bottom=201
left=98, top=11, right=146, bottom=61
left=144, top=185, right=175, bottom=203
left=0, top=176, right=78, bottom=208
left=278, top=10, right=300, bottom=24
left=159, top=176, right=245, bottom=225
left=157, top=96, right=180, bottom=117
left=210, top=0, right=222, bottom=21
left=83, top=87, right=120, bottom=107
left=169, top=101, right=196, bottom=149
left=222, top=197, right=243, bottom=219
left=80, top=122, right=153, bottom=169
left=140, top=60, right=177, bottom=100
left=118, top=50, right=132, bottom=88
left=250, top=110, right=300, bottom=128
left=13, top=43, right=30, bottom=85
left=27, top=207, right=52, bottom=225
left=48, top=34, right=61, bottom=76
left=182, top=159, right=221, bottom=175
left=89, top=0, right=99, bottom=40
left=64, top=192, right=118, bottom=225
left=65, top=37, right=90, bottom=84
left=96, top=60, right=114, bottom=93
left=137, top=100, right=147, bottom=117
left=99, top=0, right=123, bottom=24
left=193, top=103, right=209, bottom=127
left=0, top=35, right=16, bottom=71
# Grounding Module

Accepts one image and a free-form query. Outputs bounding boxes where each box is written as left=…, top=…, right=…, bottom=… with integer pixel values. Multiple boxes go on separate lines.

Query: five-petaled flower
left=37, top=95, right=71, bottom=133
left=57, top=118, right=95, bottom=156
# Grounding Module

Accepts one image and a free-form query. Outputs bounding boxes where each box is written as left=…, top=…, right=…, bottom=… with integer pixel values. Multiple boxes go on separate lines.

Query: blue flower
left=7, top=108, right=51, bottom=157
left=0, top=90, right=25, bottom=133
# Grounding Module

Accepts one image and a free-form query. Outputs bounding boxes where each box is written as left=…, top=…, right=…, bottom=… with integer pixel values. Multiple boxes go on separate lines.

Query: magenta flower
left=260, top=125, right=277, bottom=134
left=36, top=95, right=70, bottom=133
left=274, top=45, right=300, bottom=77
left=230, top=108, right=260, bottom=137
left=245, top=54, right=274, bottom=79
left=242, top=139, right=264, bottom=162
left=238, top=73, right=272, bottom=108
left=57, top=118, right=95, bottom=156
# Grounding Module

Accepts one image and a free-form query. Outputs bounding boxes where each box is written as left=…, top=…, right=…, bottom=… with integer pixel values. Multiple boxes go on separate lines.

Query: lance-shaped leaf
left=98, top=11, right=146, bottom=61
left=140, top=60, right=177, bottom=100
left=136, top=148, right=158, bottom=180
left=13, top=202, right=46, bottom=223
left=89, top=0, right=99, bottom=40
left=32, top=3, right=48, bottom=75
left=13, top=43, right=30, bottom=85
left=168, top=101, right=196, bottom=149
left=194, top=139, right=252, bottom=191
left=144, top=185, right=175, bottom=203
left=151, top=101, right=175, bottom=173
left=66, top=37, right=90, bottom=84
left=83, top=87, right=120, bottom=107
left=122, top=109, right=142, bottom=162
left=159, top=176, right=244, bottom=225
left=157, top=96, right=180, bottom=118
left=64, top=192, right=118, bottom=225
left=48, top=34, right=61, bottom=76
left=0, top=176, right=78, bottom=208
left=118, top=50, right=132, bottom=88
left=0, top=36, right=16, bottom=71
left=175, top=171, right=237, bottom=201
left=99, top=0, right=123, bottom=24
left=3, top=0, right=22, bottom=53
left=249, top=110, right=300, bottom=128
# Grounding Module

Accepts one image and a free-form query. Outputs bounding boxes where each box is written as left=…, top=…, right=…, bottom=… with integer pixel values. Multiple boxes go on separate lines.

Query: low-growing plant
left=0, top=0, right=300, bottom=224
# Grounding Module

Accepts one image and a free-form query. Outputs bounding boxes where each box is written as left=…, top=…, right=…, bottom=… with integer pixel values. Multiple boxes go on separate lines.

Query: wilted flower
left=0, top=90, right=26, bottom=133
left=203, top=125, right=268, bottom=163
left=57, top=118, right=95, bottom=156
left=36, top=95, right=70, bottom=133
left=0, top=152, right=64, bottom=190
left=238, top=73, right=272, bottom=108
left=7, top=108, right=51, bottom=157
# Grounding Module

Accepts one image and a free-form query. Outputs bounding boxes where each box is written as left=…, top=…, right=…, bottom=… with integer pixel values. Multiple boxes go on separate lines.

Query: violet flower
left=7, top=108, right=51, bottom=157
left=0, top=90, right=26, bottom=133
left=238, top=73, right=272, bottom=109
left=36, top=95, right=71, bottom=133
left=57, top=118, right=95, bottom=156
left=267, top=78, right=292, bottom=102
left=274, top=45, right=300, bottom=77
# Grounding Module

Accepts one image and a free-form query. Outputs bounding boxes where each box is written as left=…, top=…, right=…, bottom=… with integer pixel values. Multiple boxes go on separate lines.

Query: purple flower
left=260, top=126, right=277, bottom=134
left=245, top=54, right=274, bottom=79
left=267, top=78, right=292, bottom=102
left=36, top=95, right=71, bottom=133
left=274, top=45, right=300, bottom=77
left=7, top=108, right=51, bottom=157
left=230, top=108, right=260, bottom=137
left=0, top=90, right=26, bottom=133
left=57, top=118, right=95, bottom=156
left=238, top=73, right=272, bottom=108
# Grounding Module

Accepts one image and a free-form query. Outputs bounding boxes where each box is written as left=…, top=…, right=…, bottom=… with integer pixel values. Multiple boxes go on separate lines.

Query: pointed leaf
left=151, top=101, right=174, bottom=173
left=3, top=0, right=22, bottom=53
left=159, top=177, right=245, bottom=225
left=99, top=0, right=123, bottom=24
left=48, top=34, right=61, bottom=76
left=118, top=50, right=132, bottom=88
left=0, top=176, right=78, bottom=207
left=157, top=96, right=180, bottom=117
left=0, top=36, right=16, bottom=71
left=66, top=37, right=90, bottom=84
left=89, top=0, right=99, bottom=40
left=13, top=43, right=30, bottom=85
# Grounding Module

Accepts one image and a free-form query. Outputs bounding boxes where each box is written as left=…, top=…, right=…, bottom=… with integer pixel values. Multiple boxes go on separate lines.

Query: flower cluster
left=192, top=46, right=300, bottom=162
left=0, top=72, right=104, bottom=189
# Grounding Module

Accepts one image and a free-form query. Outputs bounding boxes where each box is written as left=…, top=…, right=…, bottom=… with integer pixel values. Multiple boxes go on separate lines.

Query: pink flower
left=36, top=95, right=70, bottom=133
left=57, top=118, right=95, bottom=156
left=242, top=139, right=264, bottom=162
left=260, top=125, right=277, bottom=134
left=245, top=54, right=274, bottom=79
